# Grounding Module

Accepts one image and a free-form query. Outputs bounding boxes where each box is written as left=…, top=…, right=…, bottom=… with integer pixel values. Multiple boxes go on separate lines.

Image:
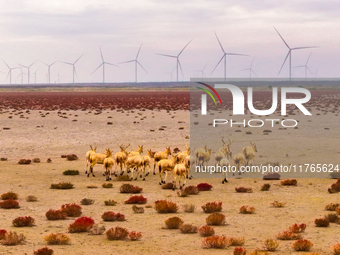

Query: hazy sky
left=0, top=0, right=339, bottom=84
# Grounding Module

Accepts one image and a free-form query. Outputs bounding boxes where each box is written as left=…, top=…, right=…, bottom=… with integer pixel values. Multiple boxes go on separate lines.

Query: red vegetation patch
left=101, top=212, right=126, bottom=222
left=128, top=231, right=142, bottom=241
left=18, top=159, right=31, bottom=164
left=33, top=247, right=54, bottom=255
left=198, top=225, right=215, bottom=237
left=60, top=203, right=82, bottom=217
left=0, top=229, right=7, bottom=240
left=12, top=216, right=35, bottom=227
left=154, top=200, right=178, bottom=213
left=235, top=187, right=253, bottom=193
left=106, top=226, right=129, bottom=240
left=289, top=223, right=306, bottom=233
left=124, top=195, right=147, bottom=204
left=233, top=247, right=247, bottom=255
left=1, top=191, right=18, bottom=200
left=68, top=217, right=95, bottom=233
left=45, top=209, right=67, bottom=220
left=328, top=179, right=340, bottom=193
left=119, top=184, right=143, bottom=193
left=201, top=201, right=222, bottom=213
left=202, top=235, right=228, bottom=249
left=197, top=183, right=213, bottom=191
left=0, top=199, right=20, bottom=209
left=281, top=179, right=297, bottom=186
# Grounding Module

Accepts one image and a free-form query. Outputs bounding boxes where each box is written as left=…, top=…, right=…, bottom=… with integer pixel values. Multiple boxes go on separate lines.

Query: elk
left=153, top=147, right=171, bottom=175
left=220, top=158, right=230, bottom=184
left=173, top=163, right=188, bottom=190
left=184, top=155, right=191, bottom=179
left=196, top=148, right=212, bottom=167
left=88, top=148, right=110, bottom=177
left=85, top=145, right=97, bottom=175
left=233, top=153, right=245, bottom=173
left=128, top=145, right=143, bottom=157
left=215, top=138, right=233, bottom=164
left=103, top=149, right=114, bottom=181
left=158, top=155, right=178, bottom=185
left=125, top=155, right=145, bottom=181
left=194, top=145, right=207, bottom=165
left=142, top=149, right=154, bottom=177
left=114, top=143, right=130, bottom=175
left=175, top=145, right=190, bottom=163
left=242, top=142, right=257, bottom=166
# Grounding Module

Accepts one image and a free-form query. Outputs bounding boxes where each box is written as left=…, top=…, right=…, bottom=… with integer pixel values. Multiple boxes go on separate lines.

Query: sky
left=0, top=0, right=339, bottom=84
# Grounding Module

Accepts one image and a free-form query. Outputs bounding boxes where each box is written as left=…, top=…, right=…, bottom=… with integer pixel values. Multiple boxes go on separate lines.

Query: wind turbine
left=33, top=69, right=38, bottom=84
left=156, top=40, right=192, bottom=82
left=294, top=52, right=313, bottom=80
left=44, top=61, right=57, bottom=84
left=274, top=27, right=319, bottom=81
left=17, top=68, right=27, bottom=84
left=211, top=32, right=248, bottom=81
left=61, top=54, right=84, bottom=83
left=119, top=43, right=147, bottom=83
left=240, top=57, right=257, bottom=81
left=92, top=47, right=118, bottom=83
left=3, top=60, right=19, bottom=84
left=19, top=60, right=38, bottom=84
left=194, top=63, right=208, bottom=78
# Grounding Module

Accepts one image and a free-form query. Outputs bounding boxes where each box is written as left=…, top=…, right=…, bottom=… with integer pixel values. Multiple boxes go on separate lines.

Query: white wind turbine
left=156, top=40, right=192, bottom=82
left=44, top=61, right=57, bottom=84
left=33, top=69, right=38, bottom=84
left=194, top=63, right=208, bottom=78
left=274, top=27, right=319, bottom=81
left=164, top=69, right=175, bottom=82
left=211, top=32, right=248, bottom=81
left=61, top=54, right=84, bottom=83
left=3, top=60, right=19, bottom=84
left=240, top=57, right=257, bottom=81
left=119, top=43, right=147, bottom=83
left=17, top=68, right=27, bottom=84
left=19, top=60, right=38, bottom=84
left=92, top=47, right=118, bottom=83
left=294, top=52, right=313, bottom=80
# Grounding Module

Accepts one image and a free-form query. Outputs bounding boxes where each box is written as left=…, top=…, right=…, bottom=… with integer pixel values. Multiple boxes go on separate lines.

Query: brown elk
left=153, top=147, right=171, bottom=175
left=88, top=148, right=111, bottom=177
left=114, top=143, right=130, bottom=175
left=85, top=145, right=97, bottom=175
left=128, top=145, right=143, bottom=157
left=103, top=149, right=114, bottom=181
left=242, top=142, right=257, bottom=166
left=173, top=163, right=188, bottom=190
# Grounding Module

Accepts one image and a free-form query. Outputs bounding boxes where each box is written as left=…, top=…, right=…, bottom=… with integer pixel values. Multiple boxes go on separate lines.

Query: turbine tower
left=274, top=27, right=318, bottom=81
left=194, top=63, right=208, bottom=79
left=19, top=60, right=37, bottom=84
left=61, top=54, right=84, bottom=83
left=294, top=52, right=313, bottom=80
left=3, top=60, right=19, bottom=84
left=240, top=57, right=257, bottom=81
left=44, top=61, right=57, bottom=84
left=92, top=47, right=118, bottom=83
left=211, top=32, right=248, bottom=81
left=157, top=40, right=192, bottom=82
left=119, top=43, right=147, bottom=83
left=33, top=69, right=38, bottom=84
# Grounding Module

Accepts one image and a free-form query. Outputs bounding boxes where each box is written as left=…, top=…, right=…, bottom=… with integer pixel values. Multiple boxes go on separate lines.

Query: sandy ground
left=0, top=92, right=340, bottom=254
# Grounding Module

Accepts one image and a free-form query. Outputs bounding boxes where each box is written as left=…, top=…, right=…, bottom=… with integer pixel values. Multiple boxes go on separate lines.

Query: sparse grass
left=1, top=231, right=26, bottom=246
left=325, top=203, right=340, bottom=211
left=119, top=184, right=143, bottom=193
left=183, top=204, right=196, bottom=213
left=104, top=199, right=117, bottom=206
left=164, top=216, right=184, bottom=229
left=44, top=233, right=70, bottom=245
left=325, top=213, right=339, bottom=223
left=179, top=224, right=198, bottom=234
left=314, top=217, right=329, bottom=227
left=206, top=212, right=226, bottom=226
left=102, top=183, right=113, bottom=188
left=26, top=195, right=38, bottom=202
left=292, top=239, right=313, bottom=251
left=235, top=187, right=253, bottom=193
left=202, top=235, right=228, bottom=249
left=277, top=230, right=301, bottom=240
left=80, top=198, right=94, bottom=205
left=63, top=170, right=79, bottom=175
left=106, top=227, right=129, bottom=240
left=88, top=224, right=106, bottom=235
left=154, top=200, right=178, bottom=213
left=202, top=201, right=222, bottom=213
left=227, top=237, right=245, bottom=246
left=260, top=183, right=270, bottom=191
left=183, top=185, right=199, bottom=195
left=198, top=225, right=215, bottom=237
left=271, top=201, right=286, bottom=208
left=132, top=205, right=144, bottom=213
left=1, top=191, right=18, bottom=200
left=50, top=182, right=74, bottom=189
left=12, top=216, right=35, bottom=227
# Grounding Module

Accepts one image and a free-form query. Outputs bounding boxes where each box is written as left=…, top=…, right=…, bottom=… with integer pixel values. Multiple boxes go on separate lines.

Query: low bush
left=60, top=203, right=82, bottom=217
left=206, top=212, right=226, bottom=226
left=164, top=216, right=184, bottom=229
left=18, top=159, right=31, bottom=164
left=263, top=239, right=279, bottom=251
left=289, top=223, right=306, bottom=233
left=198, top=225, right=215, bottom=237
left=68, top=217, right=95, bottom=233
left=1, top=231, right=25, bottom=245
left=234, top=247, right=247, bottom=255
left=50, top=182, right=74, bottom=189
left=239, top=205, right=255, bottom=214
left=101, top=211, right=125, bottom=222
left=33, top=247, right=54, bottom=255
left=132, top=205, right=144, bottom=213
left=227, top=237, right=245, bottom=246
left=45, top=209, right=66, bottom=220
left=177, top=190, right=189, bottom=197
left=128, top=231, right=142, bottom=241
left=86, top=185, right=98, bottom=189
left=0, top=199, right=20, bottom=209
left=314, top=217, right=329, bottom=227
left=80, top=198, right=94, bottom=205
left=292, top=239, right=313, bottom=251
left=1, top=191, right=18, bottom=200
left=235, top=187, right=253, bottom=193
left=183, top=204, right=196, bottom=213
left=0, top=229, right=7, bottom=240
left=116, top=175, right=131, bottom=181
left=161, top=183, right=175, bottom=190
left=179, top=224, right=198, bottom=234
left=263, top=173, right=280, bottom=180
left=333, top=242, right=340, bottom=255
left=202, top=201, right=222, bottom=213
left=106, top=226, right=129, bottom=240
left=26, top=195, right=38, bottom=202
left=280, top=179, right=297, bottom=186
left=328, top=179, right=340, bottom=193
left=88, top=224, right=106, bottom=235
left=102, top=183, right=113, bottom=188
left=197, top=183, right=213, bottom=191
left=66, top=154, right=78, bottom=161
left=249, top=250, right=269, bottom=255
left=276, top=230, right=301, bottom=240
left=325, top=203, right=340, bottom=211
left=12, top=216, right=35, bottom=227
left=183, top=185, right=199, bottom=195
left=260, top=183, right=270, bottom=191
left=124, top=195, right=147, bottom=204
left=154, top=200, right=178, bottom=213
left=62, top=170, right=79, bottom=175
left=271, top=201, right=286, bottom=208
left=119, top=184, right=143, bottom=193
left=202, top=235, right=228, bottom=249
left=44, top=233, right=70, bottom=245
left=325, top=213, right=339, bottom=223
left=104, top=199, right=117, bottom=206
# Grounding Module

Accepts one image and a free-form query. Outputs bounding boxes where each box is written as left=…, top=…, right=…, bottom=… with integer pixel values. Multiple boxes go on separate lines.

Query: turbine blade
left=250, top=57, right=255, bottom=68
left=178, top=59, right=184, bottom=77
left=118, top=60, right=135, bottom=64
left=251, top=69, right=258, bottom=77
left=306, top=52, right=312, bottom=65
left=274, top=27, right=290, bottom=49
left=211, top=55, right=225, bottom=74
left=225, top=53, right=249, bottom=56
left=99, top=47, right=104, bottom=62
left=3, top=60, right=10, bottom=69
left=136, top=43, right=143, bottom=60
left=294, top=65, right=305, bottom=68
left=29, top=60, right=38, bottom=68
left=50, top=61, right=58, bottom=66
left=105, top=62, right=119, bottom=67
left=178, top=39, right=192, bottom=57
left=292, top=46, right=319, bottom=50
left=278, top=51, right=290, bottom=75
left=74, top=53, right=84, bottom=64
left=61, top=61, right=73, bottom=65
left=137, top=61, right=148, bottom=74
left=92, top=63, right=103, bottom=74
left=156, top=53, right=177, bottom=58
left=306, top=66, right=313, bottom=74
left=214, top=32, right=225, bottom=53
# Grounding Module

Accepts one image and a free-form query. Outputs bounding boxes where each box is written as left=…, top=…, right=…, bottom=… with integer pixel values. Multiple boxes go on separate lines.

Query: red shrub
left=328, top=179, right=340, bottom=193
left=1, top=191, right=18, bottom=200
left=124, top=195, right=147, bottom=204
left=202, top=235, right=228, bottom=249
left=33, top=247, right=54, bottom=255
left=106, top=226, right=129, bottom=240
left=119, top=184, right=143, bottom=193
left=60, top=203, right=82, bottom=217
left=0, top=199, right=20, bottom=209
left=101, top=211, right=126, bottom=222
left=235, top=187, right=253, bottom=193
left=281, top=179, right=297, bottom=186
left=68, top=217, right=95, bottom=233
left=183, top=185, right=199, bottom=195
left=198, top=225, right=215, bottom=237
left=289, top=223, right=306, bottom=233
left=314, top=217, right=329, bottom=227
left=45, top=209, right=67, bottom=220
left=292, top=239, right=313, bottom=251
left=0, top=229, right=7, bottom=240
left=197, top=183, right=213, bottom=191
left=276, top=230, right=301, bottom=240
left=233, top=247, right=247, bottom=255
left=154, top=200, right=178, bottom=213
left=201, top=201, right=222, bottom=213
left=239, top=205, right=255, bottom=214
left=12, top=216, right=35, bottom=227
left=128, top=231, right=142, bottom=241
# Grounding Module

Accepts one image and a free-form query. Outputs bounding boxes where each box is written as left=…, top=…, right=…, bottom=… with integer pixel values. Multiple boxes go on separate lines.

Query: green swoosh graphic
left=197, top=87, right=217, bottom=106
